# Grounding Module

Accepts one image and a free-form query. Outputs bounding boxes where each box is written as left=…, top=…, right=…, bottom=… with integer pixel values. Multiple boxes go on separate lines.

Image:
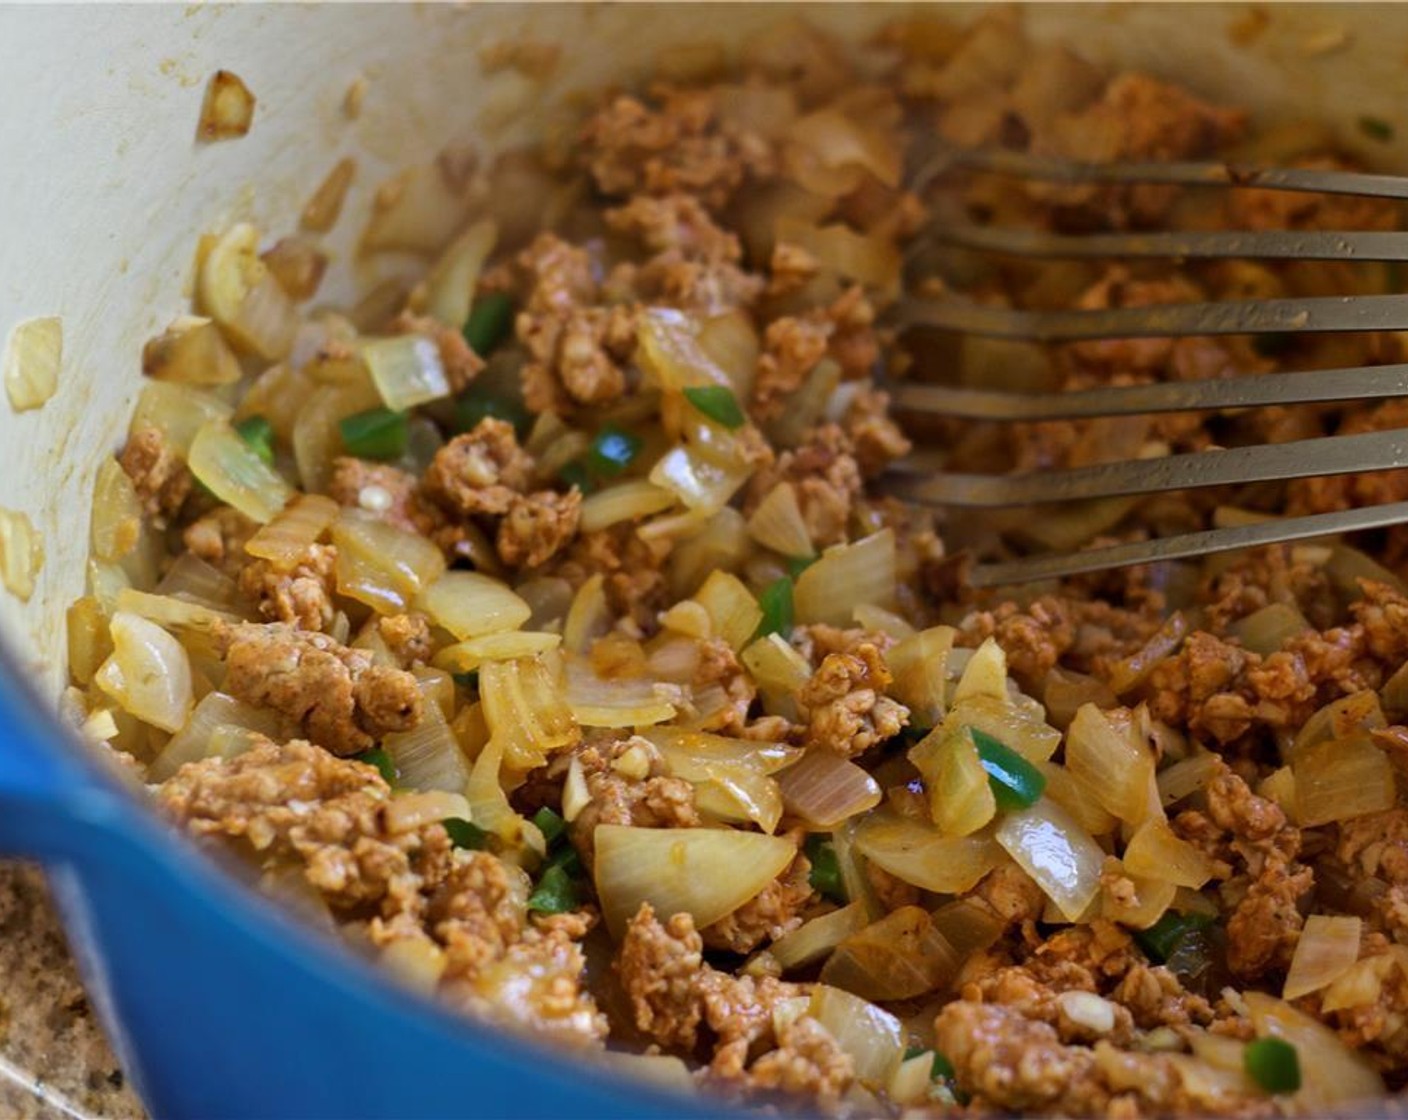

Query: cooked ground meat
left=797, top=643, right=908, bottom=756
left=119, top=425, right=192, bottom=522
left=218, top=622, right=423, bottom=756
left=423, top=419, right=535, bottom=517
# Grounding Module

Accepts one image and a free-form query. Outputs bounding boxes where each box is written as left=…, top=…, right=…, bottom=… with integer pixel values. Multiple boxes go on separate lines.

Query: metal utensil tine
left=898, top=293, right=1408, bottom=342
left=887, top=364, right=1408, bottom=421
left=884, top=428, right=1408, bottom=507
left=935, top=224, right=1408, bottom=262
left=931, top=148, right=1408, bottom=200
left=968, top=502, right=1408, bottom=587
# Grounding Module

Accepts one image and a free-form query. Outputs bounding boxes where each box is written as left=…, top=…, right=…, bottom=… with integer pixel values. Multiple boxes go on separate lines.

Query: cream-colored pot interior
left=2, top=1, right=1406, bottom=710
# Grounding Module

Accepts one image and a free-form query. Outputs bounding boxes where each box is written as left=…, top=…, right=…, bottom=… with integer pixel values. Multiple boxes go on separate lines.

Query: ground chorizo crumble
left=71, top=11, right=1408, bottom=1117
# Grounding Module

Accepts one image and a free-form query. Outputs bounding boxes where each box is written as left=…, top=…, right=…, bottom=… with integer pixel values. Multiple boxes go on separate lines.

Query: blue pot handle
left=0, top=662, right=122, bottom=860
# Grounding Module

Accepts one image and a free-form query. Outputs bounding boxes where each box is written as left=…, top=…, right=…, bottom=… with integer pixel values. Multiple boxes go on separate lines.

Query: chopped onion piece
left=667, top=506, right=749, bottom=599
left=1101, top=862, right=1176, bottom=930
left=772, top=902, right=869, bottom=970
left=294, top=379, right=383, bottom=493
left=516, top=576, right=573, bottom=633
left=301, top=156, right=356, bottom=233
left=931, top=897, right=1004, bottom=958
left=4, top=315, right=61, bottom=411
left=94, top=612, right=194, bottom=733
left=579, top=480, right=677, bottom=534
left=852, top=604, right=915, bottom=640
left=131, top=381, right=234, bottom=457
left=774, top=218, right=901, bottom=293
left=1067, top=703, right=1156, bottom=824
left=188, top=421, right=294, bottom=524
left=0, top=507, right=43, bottom=602
left=1289, top=690, right=1385, bottom=762
left=693, top=571, right=762, bottom=652
left=778, top=750, right=882, bottom=828
left=747, top=482, right=814, bottom=558
left=332, top=509, right=446, bottom=615
left=196, top=69, right=255, bottom=141
left=383, top=700, right=470, bottom=792
left=820, top=906, right=960, bottom=1001
left=563, top=573, right=611, bottom=655
left=765, top=358, right=841, bottom=450
left=199, top=223, right=298, bottom=360
left=1230, top=603, right=1311, bottom=656
left=360, top=334, right=451, bottom=411
left=67, top=597, right=111, bottom=686
left=852, top=808, right=1003, bottom=895
left=941, top=693, right=1061, bottom=765
left=1124, top=817, right=1220, bottom=889
left=423, top=218, right=497, bottom=330
left=245, top=494, right=340, bottom=566
left=1157, top=752, right=1220, bottom=809
left=564, top=657, right=674, bottom=728
left=1326, top=544, right=1405, bottom=600
left=434, top=631, right=561, bottom=673
left=1105, top=612, right=1187, bottom=695
left=361, top=163, right=470, bottom=255
left=1284, top=915, right=1362, bottom=1001
left=886, top=626, right=955, bottom=727
left=417, top=570, right=531, bottom=640
left=807, top=985, right=904, bottom=1089
left=648, top=444, right=750, bottom=515
left=789, top=107, right=901, bottom=189
left=1320, top=946, right=1408, bottom=1013
left=913, top=726, right=995, bottom=837
left=115, top=588, right=238, bottom=632
left=952, top=637, right=1006, bottom=703
left=1293, top=734, right=1395, bottom=827
left=90, top=458, right=143, bottom=563
left=1243, top=991, right=1384, bottom=1111
left=593, top=824, right=796, bottom=938
left=1044, top=668, right=1117, bottom=730
left=635, top=307, right=733, bottom=394
left=671, top=756, right=783, bottom=834
left=641, top=727, right=800, bottom=773
left=741, top=633, right=811, bottom=721
left=697, top=309, right=760, bottom=402
left=149, top=691, right=282, bottom=781
left=996, top=799, right=1105, bottom=922
left=794, top=530, right=896, bottom=626
left=480, top=656, right=578, bottom=771
left=1039, top=762, right=1118, bottom=837
left=463, top=736, right=524, bottom=844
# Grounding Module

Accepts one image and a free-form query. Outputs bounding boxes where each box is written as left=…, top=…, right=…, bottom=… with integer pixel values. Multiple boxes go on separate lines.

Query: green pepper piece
left=588, top=425, right=643, bottom=479
left=527, top=864, right=579, bottom=915
left=353, top=747, right=397, bottom=785
left=752, top=577, right=794, bottom=642
left=804, top=834, right=847, bottom=904
left=682, top=385, right=746, bottom=429
left=462, top=291, right=516, bottom=357
left=339, top=408, right=408, bottom=460
left=1244, top=1037, right=1301, bottom=1094
left=532, top=806, right=567, bottom=847
left=969, top=727, right=1047, bottom=810
left=1134, top=910, right=1215, bottom=963
left=443, top=818, right=490, bottom=850
left=234, top=415, right=275, bottom=466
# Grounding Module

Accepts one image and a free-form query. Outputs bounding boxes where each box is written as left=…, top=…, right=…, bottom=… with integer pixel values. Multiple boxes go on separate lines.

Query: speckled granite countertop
left=0, top=863, right=144, bottom=1120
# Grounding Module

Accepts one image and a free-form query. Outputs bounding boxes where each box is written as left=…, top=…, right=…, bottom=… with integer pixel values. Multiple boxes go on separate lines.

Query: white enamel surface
left=1, top=2, right=1406, bottom=705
